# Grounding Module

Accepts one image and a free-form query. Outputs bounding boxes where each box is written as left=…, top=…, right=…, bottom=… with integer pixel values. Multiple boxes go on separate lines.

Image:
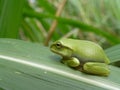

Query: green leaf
left=0, top=38, right=120, bottom=90
left=23, top=9, right=120, bottom=44
left=0, top=0, right=24, bottom=38
left=105, top=44, right=120, bottom=63
left=37, top=0, right=56, bottom=14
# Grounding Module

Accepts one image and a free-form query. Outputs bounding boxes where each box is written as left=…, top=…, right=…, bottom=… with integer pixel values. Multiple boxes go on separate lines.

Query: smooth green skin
left=50, top=38, right=110, bottom=76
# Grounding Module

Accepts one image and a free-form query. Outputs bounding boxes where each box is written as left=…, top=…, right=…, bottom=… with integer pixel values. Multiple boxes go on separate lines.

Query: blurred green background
left=1, top=0, right=120, bottom=48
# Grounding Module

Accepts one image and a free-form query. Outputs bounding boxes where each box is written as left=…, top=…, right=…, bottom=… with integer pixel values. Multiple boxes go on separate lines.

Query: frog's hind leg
left=83, top=62, right=110, bottom=76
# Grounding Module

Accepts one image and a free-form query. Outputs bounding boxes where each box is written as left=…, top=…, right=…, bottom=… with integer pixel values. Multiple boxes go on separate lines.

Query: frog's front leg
left=61, top=57, right=80, bottom=67
left=83, top=62, right=110, bottom=76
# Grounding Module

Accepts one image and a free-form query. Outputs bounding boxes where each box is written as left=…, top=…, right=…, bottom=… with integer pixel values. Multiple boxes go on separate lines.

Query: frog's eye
left=56, top=42, right=62, bottom=49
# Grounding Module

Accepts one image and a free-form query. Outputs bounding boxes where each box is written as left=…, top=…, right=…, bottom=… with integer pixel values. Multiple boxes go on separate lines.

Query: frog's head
left=50, top=40, right=73, bottom=58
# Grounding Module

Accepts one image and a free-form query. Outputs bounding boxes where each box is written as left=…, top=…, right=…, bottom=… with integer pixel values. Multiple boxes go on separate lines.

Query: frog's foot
left=83, top=62, right=110, bottom=76
left=61, top=57, right=80, bottom=67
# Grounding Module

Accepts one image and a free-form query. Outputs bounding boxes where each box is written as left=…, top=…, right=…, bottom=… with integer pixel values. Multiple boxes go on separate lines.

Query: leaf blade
left=0, top=39, right=120, bottom=90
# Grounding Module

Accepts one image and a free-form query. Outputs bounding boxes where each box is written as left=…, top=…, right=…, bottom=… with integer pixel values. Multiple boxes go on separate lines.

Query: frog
left=50, top=38, right=110, bottom=76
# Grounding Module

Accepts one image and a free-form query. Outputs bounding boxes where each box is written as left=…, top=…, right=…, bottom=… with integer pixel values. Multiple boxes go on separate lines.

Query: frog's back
left=60, top=38, right=110, bottom=64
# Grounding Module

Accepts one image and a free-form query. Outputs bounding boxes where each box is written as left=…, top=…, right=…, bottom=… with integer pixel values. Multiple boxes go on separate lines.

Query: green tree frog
left=50, top=38, right=110, bottom=76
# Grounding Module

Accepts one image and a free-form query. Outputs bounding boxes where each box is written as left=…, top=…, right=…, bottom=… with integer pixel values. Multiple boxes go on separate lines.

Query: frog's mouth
left=50, top=44, right=73, bottom=58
